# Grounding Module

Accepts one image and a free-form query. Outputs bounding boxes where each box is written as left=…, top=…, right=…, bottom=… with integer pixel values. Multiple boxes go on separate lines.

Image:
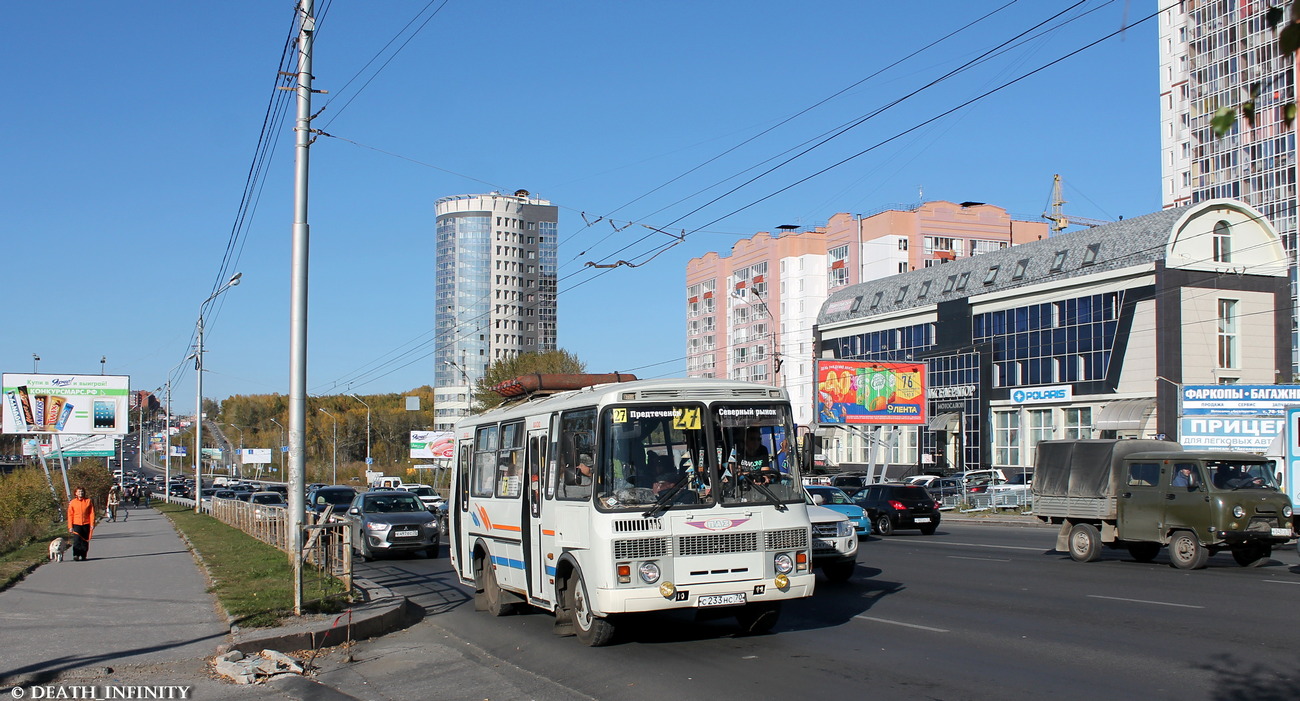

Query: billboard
left=1181, top=384, right=1300, bottom=416
left=814, top=360, right=926, bottom=425
left=2, top=374, right=131, bottom=435
left=411, top=431, right=454, bottom=459
left=23, top=434, right=117, bottom=458
left=237, top=448, right=272, bottom=465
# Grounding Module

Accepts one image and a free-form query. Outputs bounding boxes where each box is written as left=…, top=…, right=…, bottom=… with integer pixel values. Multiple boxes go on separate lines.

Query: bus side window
left=457, top=443, right=471, bottom=512
left=557, top=408, right=595, bottom=501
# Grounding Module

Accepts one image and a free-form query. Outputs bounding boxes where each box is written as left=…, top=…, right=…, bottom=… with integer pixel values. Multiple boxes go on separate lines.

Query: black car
left=850, top=484, right=942, bottom=536
left=307, top=486, right=358, bottom=516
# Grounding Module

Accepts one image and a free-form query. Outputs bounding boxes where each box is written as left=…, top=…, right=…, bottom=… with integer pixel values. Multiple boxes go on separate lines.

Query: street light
left=32, top=354, right=39, bottom=373
left=347, top=394, right=371, bottom=467
left=269, top=417, right=285, bottom=480
left=318, top=408, right=337, bottom=485
left=194, top=271, right=242, bottom=512
left=100, top=356, right=106, bottom=375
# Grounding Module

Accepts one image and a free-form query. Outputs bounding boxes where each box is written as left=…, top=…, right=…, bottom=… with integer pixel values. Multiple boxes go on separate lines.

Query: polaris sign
left=1010, top=385, right=1073, bottom=405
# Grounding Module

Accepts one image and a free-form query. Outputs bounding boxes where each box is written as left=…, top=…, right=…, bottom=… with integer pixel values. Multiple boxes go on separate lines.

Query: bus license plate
left=1271, top=528, right=1291, bottom=537
left=698, top=593, right=746, bottom=608
left=393, top=529, right=419, bottom=538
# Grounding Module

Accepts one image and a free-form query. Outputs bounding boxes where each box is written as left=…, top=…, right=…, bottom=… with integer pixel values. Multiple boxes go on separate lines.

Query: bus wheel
left=735, top=602, right=781, bottom=635
left=568, top=575, right=615, bottom=646
left=476, top=556, right=514, bottom=617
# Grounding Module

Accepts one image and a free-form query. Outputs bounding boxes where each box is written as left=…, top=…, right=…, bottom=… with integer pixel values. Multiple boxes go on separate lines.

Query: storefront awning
left=927, top=412, right=962, bottom=433
left=1095, top=398, right=1155, bottom=431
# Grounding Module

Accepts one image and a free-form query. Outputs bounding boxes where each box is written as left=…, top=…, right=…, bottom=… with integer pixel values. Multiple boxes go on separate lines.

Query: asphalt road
left=332, top=522, right=1300, bottom=701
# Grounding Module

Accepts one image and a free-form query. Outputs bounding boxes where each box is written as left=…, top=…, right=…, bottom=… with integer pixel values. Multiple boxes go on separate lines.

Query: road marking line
left=854, top=615, right=949, bottom=633
left=947, top=555, right=1012, bottom=562
left=877, top=539, right=1044, bottom=552
left=1263, top=580, right=1300, bottom=586
left=1086, top=595, right=1203, bottom=609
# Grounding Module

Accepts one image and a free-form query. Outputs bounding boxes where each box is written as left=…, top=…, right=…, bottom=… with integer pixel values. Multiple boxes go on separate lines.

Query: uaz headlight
left=1232, top=505, right=1246, bottom=519
left=1284, top=505, right=1293, bottom=518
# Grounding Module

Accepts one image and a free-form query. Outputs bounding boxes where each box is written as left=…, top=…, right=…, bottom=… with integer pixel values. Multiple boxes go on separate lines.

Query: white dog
left=48, top=536, right=70, bottom=562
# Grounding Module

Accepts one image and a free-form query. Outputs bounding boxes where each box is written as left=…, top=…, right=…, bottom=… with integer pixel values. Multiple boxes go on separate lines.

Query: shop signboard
left=814, top=360, right=926, bottom=425
left=1179, top=416, right=1285, bottom=451
left=1181, top=384, right=1300, bottom=416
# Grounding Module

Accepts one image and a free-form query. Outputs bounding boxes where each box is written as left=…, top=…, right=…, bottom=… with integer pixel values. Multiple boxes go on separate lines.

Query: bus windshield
left=713, top=403, right=801, bottom=506
left=597, top=404, right=710, bottom=510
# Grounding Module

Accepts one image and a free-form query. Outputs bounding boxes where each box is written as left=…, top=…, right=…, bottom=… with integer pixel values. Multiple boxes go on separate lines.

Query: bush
left=0, top=467, right=61, bottom=553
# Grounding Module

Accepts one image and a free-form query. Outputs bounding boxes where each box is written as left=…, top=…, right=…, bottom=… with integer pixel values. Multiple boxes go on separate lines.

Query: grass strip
left=0, top=524, right=66, bottom=592
left=155, top=501, right=347, bottom=628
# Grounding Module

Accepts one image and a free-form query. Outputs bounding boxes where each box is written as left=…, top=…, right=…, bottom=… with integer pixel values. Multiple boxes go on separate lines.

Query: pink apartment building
left=685, top=201, right=1047, bottom=427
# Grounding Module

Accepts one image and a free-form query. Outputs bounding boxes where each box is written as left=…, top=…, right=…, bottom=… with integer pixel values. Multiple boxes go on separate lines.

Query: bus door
left=524, top=427, right=552, bottom=605
left=452, top=441, right=471, bottom=581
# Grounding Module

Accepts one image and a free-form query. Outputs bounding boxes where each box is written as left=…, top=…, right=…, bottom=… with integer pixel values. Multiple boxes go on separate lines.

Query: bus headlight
left=1233, top=505, right=1246, bottom=519
left=773, top=553, right=794, bottom=575
left=639, top=561, right=661, bottom=584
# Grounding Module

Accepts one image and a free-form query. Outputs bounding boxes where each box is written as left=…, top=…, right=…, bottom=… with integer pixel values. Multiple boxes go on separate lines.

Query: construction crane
left=1042, top=174, right=1112, bottom=233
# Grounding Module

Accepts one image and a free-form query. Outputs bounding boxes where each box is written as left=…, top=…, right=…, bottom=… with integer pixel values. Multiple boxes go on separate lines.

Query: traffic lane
left=352, top=529, right=1300, bottom=701
left=856, top=524, right=1300, bottom=698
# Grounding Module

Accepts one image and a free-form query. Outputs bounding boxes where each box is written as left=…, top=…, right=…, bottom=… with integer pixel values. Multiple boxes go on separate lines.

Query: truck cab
left=1034, top=440, right=1294, bottom=569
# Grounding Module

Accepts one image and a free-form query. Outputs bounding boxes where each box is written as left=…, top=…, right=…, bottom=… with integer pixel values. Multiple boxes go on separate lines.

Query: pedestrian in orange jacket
left=67, top=487, right=95, bottom=561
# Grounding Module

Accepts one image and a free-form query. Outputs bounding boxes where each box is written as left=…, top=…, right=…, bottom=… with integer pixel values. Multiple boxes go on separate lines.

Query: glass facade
left=435, top=213, right=491, bottom=388
left=974, top=291, right=1122, bottom=388
left=924, top=351, right=982, bottom=470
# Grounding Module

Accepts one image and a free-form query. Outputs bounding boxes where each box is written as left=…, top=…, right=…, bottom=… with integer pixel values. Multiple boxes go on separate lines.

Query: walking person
left=67, top=486, right=95, bottom=561
left=106, top=485, right=121, bottom=522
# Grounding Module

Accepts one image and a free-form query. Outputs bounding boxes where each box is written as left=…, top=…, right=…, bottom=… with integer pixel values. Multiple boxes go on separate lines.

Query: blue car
left=805, top=486, right=869, bottom=537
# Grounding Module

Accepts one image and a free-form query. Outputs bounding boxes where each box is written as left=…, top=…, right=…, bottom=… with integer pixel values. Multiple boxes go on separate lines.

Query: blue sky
left=1, top=1, right=1160, bottom=410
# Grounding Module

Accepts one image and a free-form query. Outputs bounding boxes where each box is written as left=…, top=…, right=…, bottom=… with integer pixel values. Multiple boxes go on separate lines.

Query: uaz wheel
left=1168, top=531, right=1209, bottom=570
left=1067, top=522, right=1101, bottom=562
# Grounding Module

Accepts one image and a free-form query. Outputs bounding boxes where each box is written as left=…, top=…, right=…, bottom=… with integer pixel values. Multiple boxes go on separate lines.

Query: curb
left=227, top=595, right=423, bottom=655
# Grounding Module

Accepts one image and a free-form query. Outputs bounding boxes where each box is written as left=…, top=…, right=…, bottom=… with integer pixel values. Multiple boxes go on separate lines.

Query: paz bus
left=449, top=374, right=815, bottom=645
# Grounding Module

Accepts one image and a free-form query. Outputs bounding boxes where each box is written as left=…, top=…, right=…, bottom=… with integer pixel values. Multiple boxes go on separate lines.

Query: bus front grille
left=677, top=532, right=759, bottom=556
left=613, top=518, right=664, bottom=533
left=764, top=528, right=809, bottom=550
left=613, top=537, right=671, bottom=559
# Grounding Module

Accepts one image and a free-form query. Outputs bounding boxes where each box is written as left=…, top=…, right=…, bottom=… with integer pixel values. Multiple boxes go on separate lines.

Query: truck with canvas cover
left=1033, top=439, right=1294, bottom=569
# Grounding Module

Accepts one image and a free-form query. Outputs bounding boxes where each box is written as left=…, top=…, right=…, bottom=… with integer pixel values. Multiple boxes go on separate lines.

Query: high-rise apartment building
left=1159, top=1, right=1297, bottom=363
left=433, top=190, right=558, bottom=430
left=686, top=201, right=1047, bottom=428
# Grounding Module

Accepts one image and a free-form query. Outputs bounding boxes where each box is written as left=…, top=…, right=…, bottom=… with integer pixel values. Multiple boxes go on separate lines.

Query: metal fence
left=939, top=489, right=1034, bottom=512
left=205, top=498, right=353, bottom=596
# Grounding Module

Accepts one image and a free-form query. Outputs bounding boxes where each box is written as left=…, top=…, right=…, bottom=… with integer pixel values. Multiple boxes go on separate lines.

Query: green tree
left=471, top=350, right=587, bottom=412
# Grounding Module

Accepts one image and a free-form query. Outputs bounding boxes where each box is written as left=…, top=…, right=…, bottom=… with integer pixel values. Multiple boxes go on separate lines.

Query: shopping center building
left=814, top=199, right=1291, bottom=474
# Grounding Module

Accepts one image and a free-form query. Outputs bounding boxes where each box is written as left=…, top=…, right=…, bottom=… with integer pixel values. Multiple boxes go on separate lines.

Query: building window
left=1217, top=299, right=1238, bottom=369
left=896, top=286, right=908, bottom=304
left=944, top=276, right=956, bottom=293
left=828, top=245, right=850, bottom=288
left=870, top=291, right=883, bottom=309
left=1213, top=220, right=1231, bottom=263
left=1063, top=407, right=1093, bottom=439
left=1027, top=409, right=1054, bottom=463
left=1012, top=259, right=1029, bottom=280
left=956, top=272, right=970, bottom=290
left=918, top=280, right=931, bottom=298
left=993, top=411, right=1020, bottom=466
left=1082, top=243, right=1100, bottom=266
left=983, top=266, right=999, bottom=285
left=899, top=239, right=908, bottom=250
left=1050, top=250, right=1067, bottom=272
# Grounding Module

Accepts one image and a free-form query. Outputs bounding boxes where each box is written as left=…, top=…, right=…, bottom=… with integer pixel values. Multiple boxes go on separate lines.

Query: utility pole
left=285, top=0, right=318, bottom=617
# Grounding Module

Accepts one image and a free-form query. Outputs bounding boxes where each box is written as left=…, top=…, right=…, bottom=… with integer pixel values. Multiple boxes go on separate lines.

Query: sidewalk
left=0, top=505, right=230, bottom=687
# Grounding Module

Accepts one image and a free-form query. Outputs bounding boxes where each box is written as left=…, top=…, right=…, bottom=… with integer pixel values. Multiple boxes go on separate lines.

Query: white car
left=905, top=475, right=941, bottom=488
left=397, top=483, right=445, bottom=511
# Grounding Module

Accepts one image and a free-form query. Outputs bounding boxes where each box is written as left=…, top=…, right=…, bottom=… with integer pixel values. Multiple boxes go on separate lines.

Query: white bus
left=449, top=375, right=816, bottom=645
